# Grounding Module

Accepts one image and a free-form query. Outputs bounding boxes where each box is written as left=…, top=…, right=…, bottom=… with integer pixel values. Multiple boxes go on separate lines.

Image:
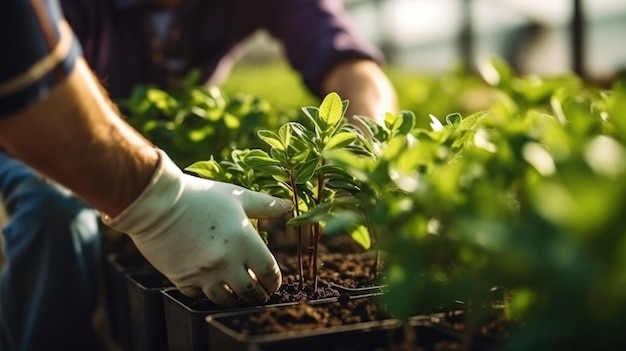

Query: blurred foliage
left=120, top=71, right=297, bottom=168
left=337, top=57, right=626, bottom=350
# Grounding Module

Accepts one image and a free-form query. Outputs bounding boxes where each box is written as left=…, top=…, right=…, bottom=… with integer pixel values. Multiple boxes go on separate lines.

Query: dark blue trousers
left=0, top=152, right=101, bottom=351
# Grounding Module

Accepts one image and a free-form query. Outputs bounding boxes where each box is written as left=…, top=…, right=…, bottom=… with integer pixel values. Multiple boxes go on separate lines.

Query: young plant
left=306, top=109, right=417, bottom=279
left=246, top=92, right=366, bottom=290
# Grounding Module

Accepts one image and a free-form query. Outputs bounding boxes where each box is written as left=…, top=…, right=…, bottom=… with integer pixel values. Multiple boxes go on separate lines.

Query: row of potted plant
left=107, top=251, right=471, bottom=351
left=113, top=56, right=626, bottom=350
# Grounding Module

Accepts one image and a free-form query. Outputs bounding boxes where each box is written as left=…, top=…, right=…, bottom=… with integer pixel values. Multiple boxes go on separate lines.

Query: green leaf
left=445, top=113, right=463, bottom=125
left=319, top=92, right=344, bottom=129
left=290, top=149, right=310, bottom=164
left=326, top=179, right=360, bottom=192
left=349, top=225, right=371, bottom=250
left=270, top=148, right=289, bottom=166
left=353, top=115, right=381, bottom=142
left=257, top=130, right=285, bottom=151
left=294, top=158, right=319, bottom=184
left=324, top=149, right=373, bottom=182
left=341, top=100, right=350, bottom=118
left=301, top=106, right=321, bottom=131
left=278, top=123, right=293, bottom=148
left=326, top=132, right=356, bottom=149
left=256, top=165, right=287, bottom=178
left=396, top=110, right=416, bottom=136
left=289, top=123, right=316, bottom=148
left=185, top=160, right=225, bottom=180
left=245, top=155, right=282, bottom=168
left=187, top=126, right=213, bottom=142
left=270, top=173, right=289, bottom=183
left=384, top=112, right=400, bottom=131
left=223, top=112, right=240, bottom=129
left=478, top=55, right=513, bottom=88
left=287, top=201, right=335, bottom=226
left=243, top=149, right=271, bottom=158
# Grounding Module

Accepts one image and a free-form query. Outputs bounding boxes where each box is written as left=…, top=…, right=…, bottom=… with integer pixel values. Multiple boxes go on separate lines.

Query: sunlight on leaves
left=585, top=135, right=626, bottom=177
left=319, top=92, right=344, bottom=128
left=522, top=142, right=556, bottom=176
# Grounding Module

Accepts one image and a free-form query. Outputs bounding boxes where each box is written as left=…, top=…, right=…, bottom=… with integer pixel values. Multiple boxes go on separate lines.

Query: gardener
left=0, top=0, right=397, bottom=350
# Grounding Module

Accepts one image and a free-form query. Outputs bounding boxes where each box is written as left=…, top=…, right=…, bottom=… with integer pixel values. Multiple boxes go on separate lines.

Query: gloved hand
left=103, top=149, right=292, bottom=306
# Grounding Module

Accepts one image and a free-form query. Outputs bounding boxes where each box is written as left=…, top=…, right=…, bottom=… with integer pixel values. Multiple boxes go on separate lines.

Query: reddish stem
left=288, top=171, right=304, bottom=289
left=312, top=171, right=325, bottom=291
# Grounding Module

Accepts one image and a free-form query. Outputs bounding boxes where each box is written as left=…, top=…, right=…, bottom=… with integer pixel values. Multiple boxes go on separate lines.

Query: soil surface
left=223, top=295, right=391, bottom=335
left=188, top=250, right=380, bottom=310
left=275, top=251, right=384, bottom=289
left=212, top=296, right=477, bottom=351
left=188, top=275, right=340, bottom=311
left=181, top=244, right=509, bottom=350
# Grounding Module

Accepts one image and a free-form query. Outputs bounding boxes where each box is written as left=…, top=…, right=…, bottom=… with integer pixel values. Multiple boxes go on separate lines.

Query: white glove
left=103, top=149, right=292, bottom=306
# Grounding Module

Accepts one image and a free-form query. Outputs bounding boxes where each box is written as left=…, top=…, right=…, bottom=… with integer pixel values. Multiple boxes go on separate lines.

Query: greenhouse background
left=240, top=0, right=626, bottom=83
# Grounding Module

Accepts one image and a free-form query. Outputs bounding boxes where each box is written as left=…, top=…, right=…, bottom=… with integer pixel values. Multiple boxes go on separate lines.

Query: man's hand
left=103, top=150, right=293, bottom=306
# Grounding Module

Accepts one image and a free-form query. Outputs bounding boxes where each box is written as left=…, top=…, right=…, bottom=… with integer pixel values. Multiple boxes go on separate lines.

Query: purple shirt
left=61, top=0, right=383, bottom=100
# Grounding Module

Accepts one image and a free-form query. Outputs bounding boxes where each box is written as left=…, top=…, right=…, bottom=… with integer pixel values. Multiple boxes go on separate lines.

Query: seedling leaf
left=446, top=113, right=463, bottom=125
left=257, top=130, right=285, bottom=151
left=349, top=225, right=371, bottom=250
left=294, top=158, right=319, bottom=184
left=326, top=132, right=356, bottom=149
left=319, top=92, right=344, bottom=129
left=185, top=160, right=227, bottom=181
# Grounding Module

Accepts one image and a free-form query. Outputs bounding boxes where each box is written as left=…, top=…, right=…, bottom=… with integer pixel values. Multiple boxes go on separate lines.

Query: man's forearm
left=0, top=58, right=159, bottom=217
left=322, top=59, right=398, bottom=126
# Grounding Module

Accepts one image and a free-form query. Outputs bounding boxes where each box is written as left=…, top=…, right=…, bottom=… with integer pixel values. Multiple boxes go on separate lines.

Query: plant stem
left=308, top=225, right=315, bottom=281
left=312, top=171, right=325, bottom=291
left=312, top=223, right=320, bottom=291
left=288, top=171, right=304, bottom=289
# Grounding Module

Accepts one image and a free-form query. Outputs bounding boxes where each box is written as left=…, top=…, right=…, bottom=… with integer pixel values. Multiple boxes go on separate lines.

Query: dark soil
left=187, top=248, right=381, bottom=311
left=171, top=234, right=511, bottom=350
left=188, top=274, right=340, bottom=311
left=275, top=251, right=384, bottom=289
left=211, top=296, right=473, bottom=351
left=223, top=296, right=391, bottom=335
left=219, top=300, right=511, bottom=351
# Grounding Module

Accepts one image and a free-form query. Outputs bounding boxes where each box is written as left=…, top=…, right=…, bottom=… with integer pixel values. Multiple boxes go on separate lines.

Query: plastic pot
left=104, top=252, right=154, bottom=351
left=205, top=295, right=402, bottom=351
left=162, top=287, right=337, bottom=351
left=126, top=270, right=173, bottom=351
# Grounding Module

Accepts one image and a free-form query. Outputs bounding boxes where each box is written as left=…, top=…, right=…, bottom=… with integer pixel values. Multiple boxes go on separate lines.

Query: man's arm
left=0, top=58, right=158, bottom=217
left=0, top=0, right=157, bottom=216
left=261, top=0, right=397, bottom=125
left=322, top=58, right=398, bottom=126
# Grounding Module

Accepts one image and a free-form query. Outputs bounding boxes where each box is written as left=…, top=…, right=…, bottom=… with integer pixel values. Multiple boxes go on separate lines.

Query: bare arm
left=322, top=59, right=398, bottom=126
left=0, top=58, right=159, bottom=217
